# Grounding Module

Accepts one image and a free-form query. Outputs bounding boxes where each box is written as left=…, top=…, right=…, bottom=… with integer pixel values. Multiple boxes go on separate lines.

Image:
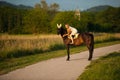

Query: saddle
left=68, top=33, right=79, bottom=39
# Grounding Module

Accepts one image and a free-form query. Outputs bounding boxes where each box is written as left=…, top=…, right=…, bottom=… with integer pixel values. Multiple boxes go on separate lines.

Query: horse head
left=57, top=23, right=67, bottom=36
left=57, top=24, right=62, bottom=35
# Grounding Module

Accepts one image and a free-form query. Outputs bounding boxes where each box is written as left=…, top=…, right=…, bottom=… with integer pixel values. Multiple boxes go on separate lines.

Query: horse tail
left=88, top=33, right=94, bottom=60
left=90, top=34, right=94, bottom=55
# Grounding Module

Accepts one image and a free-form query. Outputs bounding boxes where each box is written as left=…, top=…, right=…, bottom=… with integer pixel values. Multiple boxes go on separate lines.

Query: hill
left=85, top=5, right=112, bottom=12
left=0, top=1, right=32, bottom=9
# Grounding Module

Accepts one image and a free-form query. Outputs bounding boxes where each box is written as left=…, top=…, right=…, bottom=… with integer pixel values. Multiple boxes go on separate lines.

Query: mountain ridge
left=85, top=5, right=113, bottom=12
left=0, top=1, right=33, bottom=9
left=0, top=1, right=117, bottom=11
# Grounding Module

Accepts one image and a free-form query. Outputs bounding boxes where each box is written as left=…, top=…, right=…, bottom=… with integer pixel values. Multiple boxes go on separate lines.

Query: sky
left=1, top=0, right=120, bottom=10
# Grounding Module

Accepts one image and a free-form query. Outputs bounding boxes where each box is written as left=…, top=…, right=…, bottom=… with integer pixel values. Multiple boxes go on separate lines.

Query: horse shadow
left=70, top=52, right=120, bottom=61
left=70, top=56, right=102, bottom=61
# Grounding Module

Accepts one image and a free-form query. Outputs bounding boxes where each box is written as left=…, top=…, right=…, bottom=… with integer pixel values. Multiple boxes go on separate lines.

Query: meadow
left=0, top=34, right=63, bottom=60
left=0, top=33, right=120, bottom=60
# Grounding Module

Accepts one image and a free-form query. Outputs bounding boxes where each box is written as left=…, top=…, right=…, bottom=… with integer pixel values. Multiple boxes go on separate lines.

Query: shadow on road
left=70, top=56, right=102, bottom=61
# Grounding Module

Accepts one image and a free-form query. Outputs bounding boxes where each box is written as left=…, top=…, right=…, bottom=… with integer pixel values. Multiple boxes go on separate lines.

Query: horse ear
left=57, top=24, right=59, bottom=28
left=60, top=24, right=62, bottom=27
left=57, top=24, right=62, bottom=28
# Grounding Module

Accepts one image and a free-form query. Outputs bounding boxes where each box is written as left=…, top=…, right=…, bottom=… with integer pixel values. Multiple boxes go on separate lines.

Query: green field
left=0, top=33, right=120, bottom=75
left=77, top=51, right=120, bottom=80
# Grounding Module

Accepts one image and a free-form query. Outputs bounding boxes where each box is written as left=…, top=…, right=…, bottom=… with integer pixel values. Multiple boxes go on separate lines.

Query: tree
left=23, top=7, right=50, bottom=34
left=0, top=6, right=25, bottom=34
left=95, top=7, right=120, bottom=32
left=77, top=12, right=96, bottom=32
left=34, top=3, right=41, bottom=9
left=40, top=0, right=48, bottom=10
left=51, top=11, right=82, bottom=33
left=50, top=3, right=59, bottom=11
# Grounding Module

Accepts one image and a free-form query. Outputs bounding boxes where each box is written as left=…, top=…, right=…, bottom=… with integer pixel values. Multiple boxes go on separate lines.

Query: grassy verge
left=0, top=40, right=120, bottom=75
left=77, top=51, right=120, bottom=80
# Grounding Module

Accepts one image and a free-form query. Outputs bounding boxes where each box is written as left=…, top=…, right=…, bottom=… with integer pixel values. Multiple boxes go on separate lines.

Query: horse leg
left=66, top=45, right=70, bottom=61
left=87, top=45, right=92, bottom=61
left=88, top=42, right=94, bottom=60
left=89, top=35, right=94, bottom=60
left=88, top=47, right=93, bottom=60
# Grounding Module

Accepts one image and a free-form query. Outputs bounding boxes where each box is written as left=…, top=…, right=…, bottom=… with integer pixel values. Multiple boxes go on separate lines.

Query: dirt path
left=0, top=44, right=120, bottom=80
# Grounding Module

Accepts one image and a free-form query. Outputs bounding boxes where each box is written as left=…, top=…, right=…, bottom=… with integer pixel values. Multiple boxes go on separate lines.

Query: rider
left=65, top=24, right=78, bottom=44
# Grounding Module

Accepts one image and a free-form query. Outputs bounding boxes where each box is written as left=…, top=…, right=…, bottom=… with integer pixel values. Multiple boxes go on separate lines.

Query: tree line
left=51, top=7, right=120, bottom=33
left=0, top=0, right=120, bottom=34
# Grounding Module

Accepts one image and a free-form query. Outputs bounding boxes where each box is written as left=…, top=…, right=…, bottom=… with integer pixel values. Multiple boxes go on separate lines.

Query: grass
left=0, top=33, right=120, bottom=75
left=94, top=33, right=120, bottom=43
left=0, top=34, right=63, bottom=60
left=77, top=51, right=120, bottom=80
left=0, top=41, right=120, bottom=75
left=0, top=33, right=120, bottom=60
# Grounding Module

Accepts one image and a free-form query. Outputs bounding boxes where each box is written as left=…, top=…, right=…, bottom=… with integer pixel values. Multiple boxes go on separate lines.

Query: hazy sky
left=1, top=0, right=120, bottom=10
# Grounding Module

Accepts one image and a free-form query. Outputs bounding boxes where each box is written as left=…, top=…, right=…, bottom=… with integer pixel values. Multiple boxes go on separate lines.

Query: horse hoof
left=88, top=58, right=92, bottom=61
left=66, top=59, right=70, bottom=61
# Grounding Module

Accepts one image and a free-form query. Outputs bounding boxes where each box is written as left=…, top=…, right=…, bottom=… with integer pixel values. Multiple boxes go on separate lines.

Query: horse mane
left=60, top=27, right=67, bottom=35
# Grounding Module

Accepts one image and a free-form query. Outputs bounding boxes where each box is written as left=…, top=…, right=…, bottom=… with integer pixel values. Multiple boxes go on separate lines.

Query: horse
left=57, top=24, right=94, bottom=61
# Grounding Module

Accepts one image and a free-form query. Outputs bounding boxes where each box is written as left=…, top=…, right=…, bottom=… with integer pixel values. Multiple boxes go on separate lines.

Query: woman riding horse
left=64, top=24, right=78, bottom=44
left=57, top=24, right=94, bottom=61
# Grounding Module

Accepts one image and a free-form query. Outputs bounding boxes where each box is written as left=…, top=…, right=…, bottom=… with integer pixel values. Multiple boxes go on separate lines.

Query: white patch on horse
left=57, top=24, right=62, bottom=28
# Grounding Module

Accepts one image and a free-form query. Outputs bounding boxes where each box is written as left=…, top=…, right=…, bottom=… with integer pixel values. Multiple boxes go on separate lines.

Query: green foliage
left=23, top=8, right=50, bottom=34
left=0, top=2, right=120, bottom=34
left=79, top=12, right=95, bottom=32
left=51, top=11, right=81, bottom=33
left=49, top=44, right=65, bottom=51
left=0, top=0, right=59, bottom=34
left=95, top=7, right=120, bottom=32
left=0, top=6, right=25, bottom=34
left=78, top=52, right=120, bottom=80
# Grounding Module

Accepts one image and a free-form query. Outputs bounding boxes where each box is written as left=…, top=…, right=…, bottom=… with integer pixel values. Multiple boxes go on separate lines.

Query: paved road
left=0, top=44, right=120, bottom=80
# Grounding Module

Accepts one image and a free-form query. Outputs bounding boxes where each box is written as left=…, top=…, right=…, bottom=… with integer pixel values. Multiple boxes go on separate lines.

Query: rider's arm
left=63, top=28, right=71, bottom=37
left=67, top=28, right=72, bottom=35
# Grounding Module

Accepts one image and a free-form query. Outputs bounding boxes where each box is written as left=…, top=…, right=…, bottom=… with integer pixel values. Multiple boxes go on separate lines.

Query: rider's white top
left=69, top=26, right=78, bottom=35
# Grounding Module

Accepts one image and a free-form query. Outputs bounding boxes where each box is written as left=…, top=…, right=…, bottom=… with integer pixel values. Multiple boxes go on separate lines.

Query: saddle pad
left=67, top=33, right=79, bottom=39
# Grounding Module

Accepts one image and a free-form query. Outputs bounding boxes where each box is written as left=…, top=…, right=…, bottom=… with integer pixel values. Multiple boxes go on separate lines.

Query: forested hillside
left=0, top=0, right=120, bottom=34
left=85, top=5, right=112, bottom=12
